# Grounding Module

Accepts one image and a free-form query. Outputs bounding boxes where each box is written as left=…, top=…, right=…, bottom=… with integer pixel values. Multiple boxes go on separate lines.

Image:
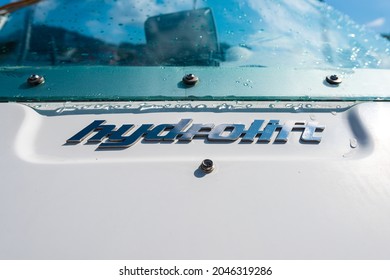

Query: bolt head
left=182, top=73, right=199, bottom=86
left=326, top=74, right=342, bottom=85
left=27, top=74, right=45, bottom=86
left=200, top=159, right=214, bottom=173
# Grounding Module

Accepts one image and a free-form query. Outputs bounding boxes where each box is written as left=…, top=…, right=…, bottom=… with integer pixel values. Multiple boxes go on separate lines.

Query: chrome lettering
left=66, top=119, right=325, bottom=149
left=259, top=120, right=282, bottom=142
left=301, top=122, right=325, bottom=143
left=241, top=120, right=265, bottom=142
left=275, top=121, right=306, bottom=142
left=67, top=120, right=106, bottom=143
left=208, top=124, right=246, bottom=141
left=144, top=119, right=192, bottom=141
left=179, top=123, right=214, bottom=141
left=99, top=124, right=153, bottom=148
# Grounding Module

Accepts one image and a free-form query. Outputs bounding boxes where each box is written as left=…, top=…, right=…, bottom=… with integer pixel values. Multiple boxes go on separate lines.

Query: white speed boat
left=0, top=0, right=390, bottom=259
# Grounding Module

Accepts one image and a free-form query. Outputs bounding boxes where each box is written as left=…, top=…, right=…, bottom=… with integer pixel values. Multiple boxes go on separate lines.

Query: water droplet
left=55, top=105, right=77, bottom=114
left=175, top=103, right=192, bottom=109
left=293, top=104, right=303, bottom=111
left=331, top=111, right=337, bottom=115
left=285, top=103, right=293, bottom=108
left=269, top=104, right=275, bottom=108
left=305, top=104, right=312, bottom=108
left=350, top=138, right=358, bottom=148
left=310, top=114, right=316, bottom=120
left=196, top=104, right=206, bottom=109
left=139, top=104, right=153, bottom=111
left=246, top=104, right=253, bottom=108
left=217, top=103, right=228, bottom=110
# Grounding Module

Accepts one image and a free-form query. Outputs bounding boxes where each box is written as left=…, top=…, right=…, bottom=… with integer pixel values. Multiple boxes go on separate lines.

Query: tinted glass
left=0, top=0, right=389, bottom=69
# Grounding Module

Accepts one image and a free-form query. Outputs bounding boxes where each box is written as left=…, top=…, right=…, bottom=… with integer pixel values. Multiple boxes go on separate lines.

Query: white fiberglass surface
left=1, top=102, right=390, bottom=259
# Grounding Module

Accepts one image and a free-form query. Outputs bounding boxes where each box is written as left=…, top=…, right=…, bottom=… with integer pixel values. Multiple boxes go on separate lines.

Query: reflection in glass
left=0, top=0, right=389, bottom=68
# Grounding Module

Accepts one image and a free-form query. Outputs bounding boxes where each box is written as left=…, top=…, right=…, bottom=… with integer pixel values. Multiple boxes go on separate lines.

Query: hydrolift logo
left=66, top=119, right=325, bottom=149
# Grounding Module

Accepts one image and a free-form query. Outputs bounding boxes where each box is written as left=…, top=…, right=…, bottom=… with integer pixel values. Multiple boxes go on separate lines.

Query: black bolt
left=330, top=75, right=338, bottom=80
left=200, top=159, right=214, bottom=173
left=182, top=73, right=199, bottom=86
left=27, top=74, right=45, bottom=86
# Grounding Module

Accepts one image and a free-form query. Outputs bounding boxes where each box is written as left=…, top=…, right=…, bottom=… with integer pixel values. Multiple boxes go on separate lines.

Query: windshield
left=0, top=0, right=389, bottom=69
left=1, top=0, right=390, bottom=103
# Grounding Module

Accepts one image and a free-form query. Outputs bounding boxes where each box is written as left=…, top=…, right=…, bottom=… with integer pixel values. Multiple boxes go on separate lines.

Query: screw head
left=200, top=159, right=214, bottom=173
left=27, top=74, right=45, bottom=86
left=326, top=74, right=342, bottom=85
left=182, top=73, right=199, bottom=86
